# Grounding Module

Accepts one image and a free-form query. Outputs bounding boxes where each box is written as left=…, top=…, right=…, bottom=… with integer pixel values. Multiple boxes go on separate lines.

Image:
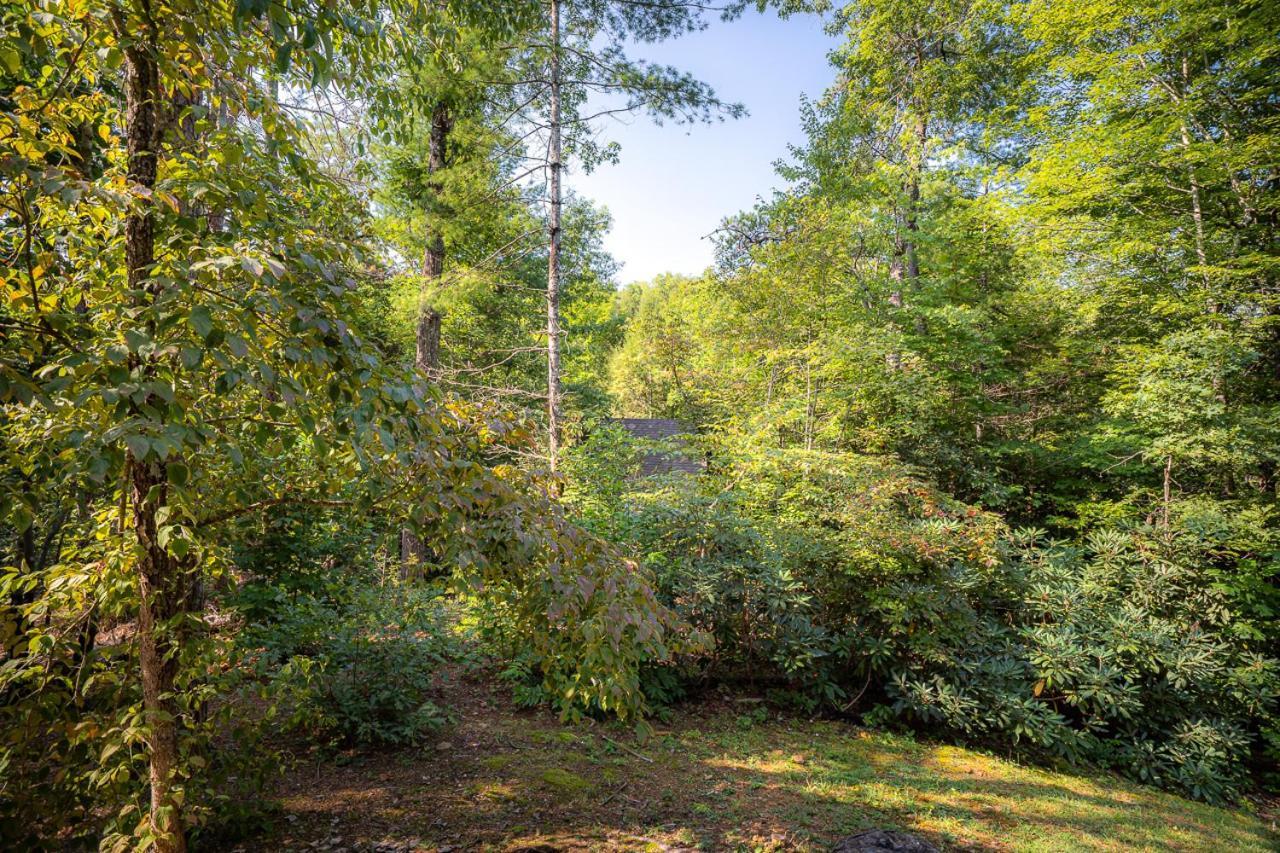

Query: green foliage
left=226, top=501, right=386, bottom=621
left=563, top=440, right=1278, bottom=801
left=0, top=594, right=288, bottom=847
left=608, top=274, right=724, bottom=422
left=248, top=583, right=452, bottom=747
left=466, top=515, right=700, bottom=721
left=3, top=0, right=1277, bottom=842
left=627, top=479, right=833, bottom=688
left=592, top=0, right=1280, bottom=802
left=884, top=526, right=1277, bottom=804
left=0, top=0, right=697, bottom=845
left=561, top=423, right=642, bottom=530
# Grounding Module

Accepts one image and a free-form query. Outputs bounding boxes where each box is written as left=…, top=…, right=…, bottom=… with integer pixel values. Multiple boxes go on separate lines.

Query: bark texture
left=415, top=101, right=450, bottom=378
left=546, top=0, right=564, bottom=473
left=403, top=101, right=451, bottom=574
left=119, top=5, right=188, bottom=848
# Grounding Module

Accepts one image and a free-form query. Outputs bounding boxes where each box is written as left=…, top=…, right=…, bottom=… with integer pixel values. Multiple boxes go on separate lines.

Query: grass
left=259, top=671, right=1278, bottom=852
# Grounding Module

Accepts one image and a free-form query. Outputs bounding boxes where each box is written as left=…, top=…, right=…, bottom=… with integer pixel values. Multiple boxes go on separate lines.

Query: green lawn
left=267, top=676, right=1277, bottom=851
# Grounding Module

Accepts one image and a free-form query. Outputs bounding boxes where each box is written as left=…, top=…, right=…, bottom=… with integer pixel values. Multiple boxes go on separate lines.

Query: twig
left=601, top=780, right=630, bottom=805
left=497, top=735, right=531, bottom=751
left=602, top=735, right=653, bottom=763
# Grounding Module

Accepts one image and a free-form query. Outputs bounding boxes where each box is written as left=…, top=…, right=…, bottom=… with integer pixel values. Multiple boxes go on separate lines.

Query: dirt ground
left=237, top=667, right=1278, bottom=853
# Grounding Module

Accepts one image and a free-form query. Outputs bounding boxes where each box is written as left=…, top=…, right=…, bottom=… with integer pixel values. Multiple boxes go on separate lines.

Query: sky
left=571, top=10, right=839, bottom=285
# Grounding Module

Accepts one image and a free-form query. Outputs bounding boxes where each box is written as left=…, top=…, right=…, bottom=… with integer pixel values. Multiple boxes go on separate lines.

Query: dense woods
left=1, top=0, right=1277, bottom=848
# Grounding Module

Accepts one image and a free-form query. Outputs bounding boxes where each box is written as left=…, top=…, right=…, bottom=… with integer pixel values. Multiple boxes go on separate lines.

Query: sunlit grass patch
left=271, top=683, right=1277, bottom=852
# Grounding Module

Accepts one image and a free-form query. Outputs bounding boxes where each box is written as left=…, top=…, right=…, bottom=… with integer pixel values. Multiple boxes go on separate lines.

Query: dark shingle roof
left=610, top=418, right=704, bottom=477
left=613, top=418, right=686, bottom=440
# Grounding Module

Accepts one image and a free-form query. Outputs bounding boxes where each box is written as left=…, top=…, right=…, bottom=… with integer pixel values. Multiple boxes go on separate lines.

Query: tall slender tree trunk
left=546, top=0, right=564, bottom=473
left=1162, top=454, right=1173, bottom=527
left=886, top=246, right=904, bottom=370
left=1179, top=57, right=1209, bottom=288
left=117, top=6, right=187, bottom=848
left=402, top=101, right=451, bottom=574
left=905, top=115, right=926, bottom=286
left=132, top=458, right=187, bottom=853
left=905, top=114, right=926, bottom=337
left=1182, top=121, right=1208, bottom=278
left=803, top=358, right=816, bottom=451
left=886, top=114, right=925, bottom=371
left=417, top=101, right=450, bottom=376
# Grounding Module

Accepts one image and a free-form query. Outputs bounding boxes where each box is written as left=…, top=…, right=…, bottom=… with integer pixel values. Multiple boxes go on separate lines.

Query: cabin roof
left=610, top=418, right=703, bottom=476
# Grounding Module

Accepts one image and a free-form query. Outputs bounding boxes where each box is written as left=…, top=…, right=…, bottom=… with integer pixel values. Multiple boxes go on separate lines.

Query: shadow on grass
left=260, top=690, right=1276, bottom=853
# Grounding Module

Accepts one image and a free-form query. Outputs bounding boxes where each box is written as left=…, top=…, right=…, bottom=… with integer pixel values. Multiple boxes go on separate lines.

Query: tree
left=697, top=0, right=1065, bottom=505
left=0, top=0, right=510, bottom=843
left=519, top=0, right=746, bottom=469
left=1017, top=0, right=1280, bottom=513
left=374, top=20, right=535, bottom=570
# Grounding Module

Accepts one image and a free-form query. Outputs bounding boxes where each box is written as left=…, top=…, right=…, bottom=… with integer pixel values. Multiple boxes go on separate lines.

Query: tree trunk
left=885, top=244, right=904, bottom=371
left=416, top=101, right=450, bottom=378
left=118, top=8, right=188, bottom=848
left=132, top=457, right=187, bottom=853
left=1162, top=455, right=1173, bottom=527
left=803, top=358, right=816, bottom=451
left=905, top=115, right=926, bottom=285
left=8, top=500, right=38, bottom=657
left=546, top=0, right=564, bottom=473
left=1179, top=56, right=1209, bottom=288
left=906, top=115, right=926, bottom=336
left=403, top=101, right=451, bottom=575
left=887, top=113, right=927, bottom=369
left=542, top=0, right=563, bottom=471
left=1182, top=122, right=1208, bottom=279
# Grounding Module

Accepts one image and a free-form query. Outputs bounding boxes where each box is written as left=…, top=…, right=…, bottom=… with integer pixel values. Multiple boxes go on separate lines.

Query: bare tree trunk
left=1183, top=122, right=1208, bottom=277
left=906, top=115, right=927, bottom=337
left=403, top=101, right=451, bottom=575
left=416, top=101, right=450, bottom=378
left=905, top=115, right=926, bottom=285
left=1162, top=454, right=1173, bottom=527
left=1179, top=57, right=1209, bottom=287
left=546, top=0, right=564, bottom=473
left=886, top=244, right=904, bottom=371
left=803, top=358, right=816, bottom=451
left=118, top=6, right=187, bottom=847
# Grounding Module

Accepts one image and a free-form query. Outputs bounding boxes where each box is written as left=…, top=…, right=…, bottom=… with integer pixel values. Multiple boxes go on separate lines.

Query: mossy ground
left=256, top=670, right=1278, bottom=852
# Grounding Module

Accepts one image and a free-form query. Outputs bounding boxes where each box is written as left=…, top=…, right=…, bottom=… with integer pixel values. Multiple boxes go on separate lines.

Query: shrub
left=626, top=481, right=834, bottom=691
left=564, top=441, right=1279, bottom=801
left=0, top=612, right=290, bottom=848
left=226, top=501, right=386, bottom=621
left=246, top=583, right=451, bottom=747
left=884, top=526, right=1280, bottom=803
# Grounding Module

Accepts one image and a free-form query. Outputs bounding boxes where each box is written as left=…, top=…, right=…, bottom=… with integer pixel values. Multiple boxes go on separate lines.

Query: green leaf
left=188, top=306, right=213, bottom=339
left=241, top=256, right=265, bottom=279
left=274, top=42, right=292, bottom=73
left=124, top=434, right=150, bottom=460
left=11, top=503, right=33, bottom=535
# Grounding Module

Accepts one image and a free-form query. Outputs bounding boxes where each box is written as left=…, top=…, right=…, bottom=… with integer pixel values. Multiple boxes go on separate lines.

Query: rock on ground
left=831, top=829, right=940, bottom=853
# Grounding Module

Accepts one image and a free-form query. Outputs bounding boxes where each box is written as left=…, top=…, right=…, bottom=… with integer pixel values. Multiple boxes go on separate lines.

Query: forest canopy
left=1, top=0, right=1277, bottom=848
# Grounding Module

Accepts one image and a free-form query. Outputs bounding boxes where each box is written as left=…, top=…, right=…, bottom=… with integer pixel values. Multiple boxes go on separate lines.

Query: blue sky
left=572, top=10, right=838, bottom=284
